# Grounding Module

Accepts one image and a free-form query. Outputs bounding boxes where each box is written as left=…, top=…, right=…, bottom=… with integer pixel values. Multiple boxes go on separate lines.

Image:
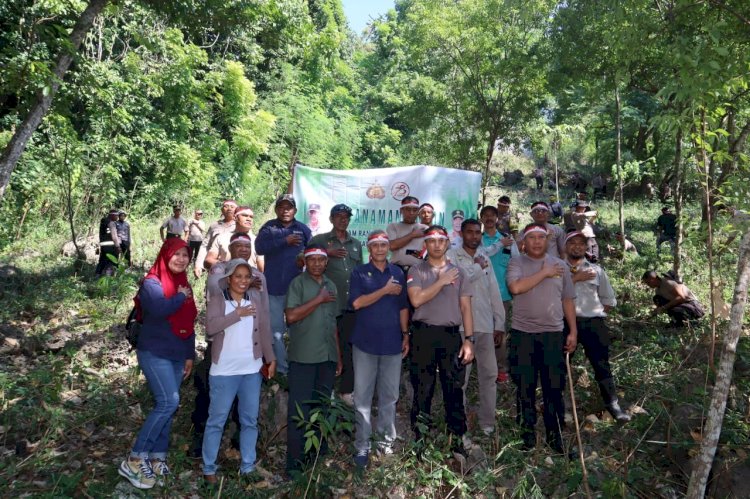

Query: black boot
left=599, top=378, right=631, bottom=423
left=521, top=430, right=535, bottom=451
left=545, top=430, right=574, bottom=460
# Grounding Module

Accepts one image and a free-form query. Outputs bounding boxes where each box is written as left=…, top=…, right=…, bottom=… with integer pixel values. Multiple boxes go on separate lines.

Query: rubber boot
left=598, top=378, right=631, bottom=423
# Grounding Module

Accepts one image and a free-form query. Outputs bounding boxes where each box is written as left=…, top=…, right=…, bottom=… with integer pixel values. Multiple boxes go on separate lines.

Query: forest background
left=1, top=0, right=749, bottom=497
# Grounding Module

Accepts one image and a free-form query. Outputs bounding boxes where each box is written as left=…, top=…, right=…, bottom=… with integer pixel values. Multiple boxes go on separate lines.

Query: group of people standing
left=116, top=189, right=707, bottom=491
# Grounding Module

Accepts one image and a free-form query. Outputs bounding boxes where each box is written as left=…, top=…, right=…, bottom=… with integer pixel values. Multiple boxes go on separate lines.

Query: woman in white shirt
left=202, top=259, right=276, bottom=482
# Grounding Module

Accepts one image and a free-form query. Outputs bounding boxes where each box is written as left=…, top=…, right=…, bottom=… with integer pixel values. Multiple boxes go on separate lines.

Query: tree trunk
left=701, top=109, right=716, bottom=370
left=673, top=127, right=684, bottom=279
left=0, top=0, right=109, bottom=202
left=481, top=133, right=498, bottom=207
left=686, top=230, right=750, bottom=498
left=615, top=87, right=625, bottom=238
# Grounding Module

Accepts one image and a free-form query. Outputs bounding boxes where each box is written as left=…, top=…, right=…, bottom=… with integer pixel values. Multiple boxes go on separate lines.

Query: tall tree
left=0, top=0, right=109, bottom=202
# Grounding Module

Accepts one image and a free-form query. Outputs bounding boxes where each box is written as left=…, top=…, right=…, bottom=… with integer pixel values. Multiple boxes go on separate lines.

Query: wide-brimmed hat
left=218, top=258, right=253, bottom=289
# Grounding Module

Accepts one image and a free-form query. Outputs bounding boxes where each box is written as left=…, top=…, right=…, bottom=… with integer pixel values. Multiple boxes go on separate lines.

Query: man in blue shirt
left=255, top=194, right=312, bottom=374
left=348, top=230, right=409, bottom=468
left=480, top=205, right=518, bottom=384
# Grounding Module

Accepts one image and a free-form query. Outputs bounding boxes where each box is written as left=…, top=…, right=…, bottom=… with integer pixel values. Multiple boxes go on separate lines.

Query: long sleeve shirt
left=446, top=246, right=505, bottom=333
left=255, top=219, right=312, bottom=296
left=568, top=260, right=616, bottom=318
left=136, top=278, right=195, bottom=361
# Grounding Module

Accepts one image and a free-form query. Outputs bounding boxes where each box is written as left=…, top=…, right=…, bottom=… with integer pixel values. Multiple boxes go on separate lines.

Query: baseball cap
left=330, top=204, right=352, bottom=217
left=275, top=194, right=296, bottom=208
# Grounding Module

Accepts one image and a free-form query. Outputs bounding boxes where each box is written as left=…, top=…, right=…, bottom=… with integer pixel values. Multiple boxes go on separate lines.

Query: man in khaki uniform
left=447, top=219, right=505, bottom=435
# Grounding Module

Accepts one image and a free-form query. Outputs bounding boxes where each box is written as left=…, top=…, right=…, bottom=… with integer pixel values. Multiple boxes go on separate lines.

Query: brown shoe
left=203, top=474, right=218, bottom=485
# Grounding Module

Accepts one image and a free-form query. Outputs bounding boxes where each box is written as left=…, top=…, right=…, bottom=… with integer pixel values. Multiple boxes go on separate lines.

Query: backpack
left=124, top=306, right=141, bottom=350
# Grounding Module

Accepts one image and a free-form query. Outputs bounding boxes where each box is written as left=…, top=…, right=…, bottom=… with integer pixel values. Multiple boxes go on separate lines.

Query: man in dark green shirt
left=309, top=204, right=363, bottom=403
left=284, top=244, right=342, bottom=474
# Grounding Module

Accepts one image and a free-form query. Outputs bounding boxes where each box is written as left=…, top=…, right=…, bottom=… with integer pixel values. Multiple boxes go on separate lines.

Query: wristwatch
left=402, top=331, right=410, bottom=336
left=464, top=336, right=475, bottom=344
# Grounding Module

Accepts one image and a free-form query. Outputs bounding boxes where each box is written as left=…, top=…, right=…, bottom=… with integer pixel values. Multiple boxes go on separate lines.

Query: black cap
left=451, top=209, right=465, bottom=219
left=330, top=204, right=352, bottom=217
left=275, top=194, right=296, bottom=208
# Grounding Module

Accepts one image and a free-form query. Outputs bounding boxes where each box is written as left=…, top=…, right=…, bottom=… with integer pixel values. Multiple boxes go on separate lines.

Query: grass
left=0, top=185, right=748, bottom=497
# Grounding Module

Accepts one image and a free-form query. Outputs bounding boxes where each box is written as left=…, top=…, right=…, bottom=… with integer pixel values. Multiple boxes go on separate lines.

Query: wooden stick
left=566, top=352, right=593, bottom=499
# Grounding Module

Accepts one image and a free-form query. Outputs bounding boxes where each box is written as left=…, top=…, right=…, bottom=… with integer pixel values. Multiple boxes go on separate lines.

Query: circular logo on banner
left=391, top=181, right=410, bottom=201
left=366, top=182, right=386, bottom=199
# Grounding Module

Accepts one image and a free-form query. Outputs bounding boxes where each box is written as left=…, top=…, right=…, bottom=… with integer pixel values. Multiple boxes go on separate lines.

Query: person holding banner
left=255, top=194, right=312, bottom=375
left=406, top=225, right=475, bottom=455
left=309, top=204, right=363, bottom=405
left=349, top=230, right=409, bottom=467
left=387, top=196, right=427, bottom=276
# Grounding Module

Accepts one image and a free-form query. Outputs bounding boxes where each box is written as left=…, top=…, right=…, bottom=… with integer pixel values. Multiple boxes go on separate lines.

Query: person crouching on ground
left=118, top=238, right=197, bottom=489
left=284, top=244, right=343, bottom=475
left=202, top=259, right=275, bottom=484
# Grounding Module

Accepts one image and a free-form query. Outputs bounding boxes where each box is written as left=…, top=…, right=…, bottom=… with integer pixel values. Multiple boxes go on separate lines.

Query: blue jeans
left=353, top=346, right=401, bottom=452
left=202, top=373, right=262, bottom=475
left=269, top=294, right=288, bottom=374
left=131, top=350, right=184, bottom=460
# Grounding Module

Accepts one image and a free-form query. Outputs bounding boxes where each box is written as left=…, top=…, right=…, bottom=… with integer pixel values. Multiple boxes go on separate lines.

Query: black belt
left=166, top=233, right=182, bottom=238
left=412, top=321, right=459, bottom=334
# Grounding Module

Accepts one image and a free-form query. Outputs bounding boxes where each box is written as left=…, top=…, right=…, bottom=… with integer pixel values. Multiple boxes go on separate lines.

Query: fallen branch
left=566, top=352, right=593, bottom=499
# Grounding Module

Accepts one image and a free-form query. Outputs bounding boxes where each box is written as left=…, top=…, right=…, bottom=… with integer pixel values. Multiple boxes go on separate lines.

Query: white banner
left=292, top=164, right=482, bottom=239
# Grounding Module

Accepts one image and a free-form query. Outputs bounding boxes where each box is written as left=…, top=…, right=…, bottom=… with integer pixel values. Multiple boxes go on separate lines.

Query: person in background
left=407, top=225, right=475, bottom=455
left=549, top=195, right=564, bottom=223
left=255, top=194, right=312, bottom=375
left=205, top=206, right=263, bottom=272
left=349, top=230, right=409, bottom=467
left=387, top=196, right=427, bottom=277
left=564, top=231, right=630, bottom=422
left=187, top=210, right=206, bottom=263
left=642, top=271, right=705, bottom=327
left=569, top=200, right=599, bottom=263
left=656, top=206, right=677, bottom=256
left=592, top=174, right=606, bottom=200
left=528, top=201, right=566, bottom=259
left=195, top=200, right=237, bottom=278
left=284, top=244, right=342, bottom=475
left=447, top=219, right=505, bottom=435
left=533, top=167, right=544, bottom=191
left=479, top=205, right=518, bottom=383
left=117, top=210, right=132, bottom=268
left=506, top=223, right=577, bottom=454
left=310, top=204, right=362, bottom=406
left=615, top=232, right=638, bottom=255
left=202, top=259, right=275, bottom=484
left=118, top=238, right=197, bottom=489
left=496, top=196, right=518, bottom=236
left=418, top=203, right=435, bottom=226
left=160, top=205, right=187, bottom=242
left=96, top=209, right=121, bottom=276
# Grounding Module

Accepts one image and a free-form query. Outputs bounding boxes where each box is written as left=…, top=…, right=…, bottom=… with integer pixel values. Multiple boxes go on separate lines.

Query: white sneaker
left=118, top=458, right=156, bottom=489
